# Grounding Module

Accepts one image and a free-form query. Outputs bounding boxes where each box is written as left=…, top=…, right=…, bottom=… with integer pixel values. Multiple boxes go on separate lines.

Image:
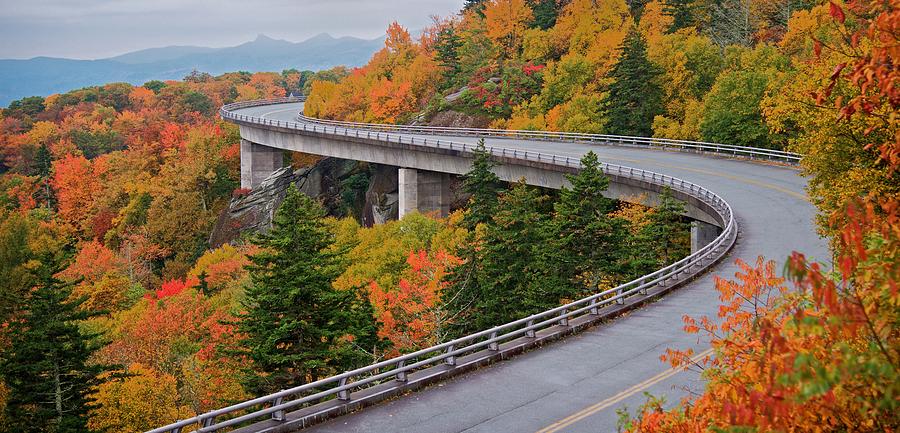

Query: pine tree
left=1, top=257, right=108, bottom=433
left=237, top=185, right=376, bottom=395
left=444, top=140, right=506, bottom=337
left=35, top=143, right=54, bottom=209
left=466, top=181, right=570, bottom=332
left=462, top=139, right=504, bottom=230
left=197, top=270, right=211, bottom=296
left=529, top=0, right=560, bottom=29
left=464, top=0, right=488, bottom=16
left=636, top=187, right=691, bottom=272
left=552, top=152, right=629, bottom=292
left=434, top=25, right=463, bottom=91
left=627, top=0, right=652, bottom=21
left=662, top=0, right=697, bottom=32
left=603, top=28, right=664, bottom=137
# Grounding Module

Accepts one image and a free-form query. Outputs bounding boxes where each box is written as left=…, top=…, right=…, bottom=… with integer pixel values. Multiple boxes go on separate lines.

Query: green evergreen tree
left=464, top=0, right=488, bottom=16
left=465, top=181, right=570, bottom=332
left=444, top=140, right=506, bottom=337
left=461, top=139, right=504, bottom=230
left=197, top=270, right=211, bottom=296
left=662, top=0, right=697, bottom=32
left=237, top=185, right=376, bottom=395
left=434, top=25, right=463, bottom=91
left=552, top=152, right=628, bottom=291
left=603, top=28, right=664, bottom=137
left=635, top=187, right=691, bottom=273
left=627, top=0, right=652, bottom=21
left=0, top=257, right=108, bottom=433
left=34, top=143, right=54, bottom=209
left=529, top=0, right=560, bottom=29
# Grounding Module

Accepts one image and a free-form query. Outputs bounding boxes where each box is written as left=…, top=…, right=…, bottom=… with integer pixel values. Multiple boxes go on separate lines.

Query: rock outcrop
left=427, top=110, right=492, bottom=129
left=209, top=158, right=402, bottom=246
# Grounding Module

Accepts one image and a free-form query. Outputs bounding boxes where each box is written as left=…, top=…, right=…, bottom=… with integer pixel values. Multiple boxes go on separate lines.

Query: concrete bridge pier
left=398, top=168, right=452, bottom=218
left=691, top=220, right=722, bottom=253
left=241, top=139, right=285, bottom=189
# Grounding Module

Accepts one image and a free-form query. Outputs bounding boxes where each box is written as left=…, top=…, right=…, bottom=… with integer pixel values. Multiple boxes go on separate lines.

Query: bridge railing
left=145, top=99, right=736, bottom=433
left=220, top=97, right=801, bottom=164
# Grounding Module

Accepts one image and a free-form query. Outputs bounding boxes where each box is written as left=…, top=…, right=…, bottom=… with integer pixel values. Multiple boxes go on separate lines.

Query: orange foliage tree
left=52, top=153, right=103, bottom=236
left=483, top=0, right=534, bottom=59
left=369, top=249, right=463, bottom=356
left=304, top=22, right=441, bottom=124
left=625, top=1, right=900, bottom=430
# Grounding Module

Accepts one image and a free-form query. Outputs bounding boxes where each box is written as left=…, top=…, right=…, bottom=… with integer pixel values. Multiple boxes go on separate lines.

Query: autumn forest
left=0, top=0, right=898, bottom=432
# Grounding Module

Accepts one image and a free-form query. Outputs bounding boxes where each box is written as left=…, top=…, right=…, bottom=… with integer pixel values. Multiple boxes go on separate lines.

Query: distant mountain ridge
left=0, top=33, right=384, bottom=106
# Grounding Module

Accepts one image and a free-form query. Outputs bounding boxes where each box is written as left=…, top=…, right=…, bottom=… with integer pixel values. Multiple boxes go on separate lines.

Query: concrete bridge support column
left=398, top=168, right=452, bottom=219
left=241, top=139, right=285, bottom=189
left=691, top=220, right=722, bottom=254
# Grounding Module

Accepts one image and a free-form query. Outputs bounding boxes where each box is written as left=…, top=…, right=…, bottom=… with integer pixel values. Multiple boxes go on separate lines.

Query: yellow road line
left=649, top=162, right=809, bottom=202
left=565, top=154, right=808, bottom=202
left=535, top=348, right=714, bottom=433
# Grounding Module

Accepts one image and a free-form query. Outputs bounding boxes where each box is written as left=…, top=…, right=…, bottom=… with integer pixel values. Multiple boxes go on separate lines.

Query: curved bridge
left=150, top=98, right=827, bottom=433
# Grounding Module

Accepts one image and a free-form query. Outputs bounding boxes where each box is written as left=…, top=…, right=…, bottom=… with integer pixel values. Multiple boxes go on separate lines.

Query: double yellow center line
left=535, top=348, right=714, bottom=433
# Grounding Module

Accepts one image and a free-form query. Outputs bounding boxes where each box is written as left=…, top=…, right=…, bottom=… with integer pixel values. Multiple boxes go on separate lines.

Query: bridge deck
left=229, top=102, right=827, bottom=433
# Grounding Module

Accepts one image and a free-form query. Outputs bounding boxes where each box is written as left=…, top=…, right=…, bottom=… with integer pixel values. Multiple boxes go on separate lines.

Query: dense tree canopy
left=236, top=185, right=376, bottom=394
left=3, top=0, right=890, bottom=430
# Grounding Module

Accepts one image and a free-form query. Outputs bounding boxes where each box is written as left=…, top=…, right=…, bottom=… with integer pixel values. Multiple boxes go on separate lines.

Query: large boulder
left=363, top=164, right=399, bottom=226
left=427, top=110, right=492, bottom=129
left=210, top=158, right=361, bottom=246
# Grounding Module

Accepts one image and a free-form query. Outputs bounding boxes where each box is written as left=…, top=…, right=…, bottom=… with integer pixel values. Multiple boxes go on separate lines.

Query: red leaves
left=821, top=0, right=900, bottom=175
left=829, top=2, right=846, bottom=23
left=368, top=249, right=462, bottom=356
left=150, top=276, right=199, bottom=300
left=830, top=62, right=846, bottom=81
left=631, top=188, right=900, bottom=431
left=522, top=63, right=545, bottom=76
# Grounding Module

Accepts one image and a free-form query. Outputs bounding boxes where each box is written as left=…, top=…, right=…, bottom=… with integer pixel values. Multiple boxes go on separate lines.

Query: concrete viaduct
left=149, top=98, right=828, bottom=433
left=237, top=100, right=724, bottom=252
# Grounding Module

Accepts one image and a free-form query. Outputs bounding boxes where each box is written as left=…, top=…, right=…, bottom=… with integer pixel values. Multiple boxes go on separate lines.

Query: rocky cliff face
left=426, top=110, right=493, bottom=128
left=209, top=158, right=400, bottom=246
left=363, top=164, right=399, bottom=226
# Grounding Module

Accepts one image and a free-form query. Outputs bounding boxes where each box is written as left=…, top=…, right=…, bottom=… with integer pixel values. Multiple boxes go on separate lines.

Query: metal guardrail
left=221, top=97, right=800, bottom=164
left=222, top=96, right=800, bottom=163
left=147, top=98, right=739, bottom=433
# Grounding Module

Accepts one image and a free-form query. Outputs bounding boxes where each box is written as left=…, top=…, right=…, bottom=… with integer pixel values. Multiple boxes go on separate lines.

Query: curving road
left=231, top=102, right=829, bottom=433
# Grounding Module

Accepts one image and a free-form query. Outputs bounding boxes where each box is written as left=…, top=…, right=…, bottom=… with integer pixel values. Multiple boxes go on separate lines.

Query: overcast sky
left=0, top=0, right=465, bottom=59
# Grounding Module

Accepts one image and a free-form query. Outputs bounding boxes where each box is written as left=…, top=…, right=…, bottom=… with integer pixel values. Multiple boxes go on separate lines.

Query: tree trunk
left=54, top=363, right=63, bottom=423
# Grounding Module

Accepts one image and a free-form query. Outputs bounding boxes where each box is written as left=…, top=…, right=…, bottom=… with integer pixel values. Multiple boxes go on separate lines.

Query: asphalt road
left=232, top=102, right=830, bottom=433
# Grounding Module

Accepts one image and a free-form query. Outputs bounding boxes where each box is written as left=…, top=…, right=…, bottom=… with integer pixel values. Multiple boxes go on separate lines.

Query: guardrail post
left=395, top=360, right=407, bottom=382
left=639, top=277, right=649, bottom=295
left=201, top=416, right=216, bottom=430
left=525, top=320, right=536, bottom=338
left=271, top=396, right=285, bottom=421
left=589, top=299, right=599, bottom=315
left=445, top=345, right=456, bottom=366
left=337, top=377, right=351, bottom=401
left=558, top=309, right=569, bottom=326
left=488, top=332, right=499, bottom=351
left=616, top=289, right=625, bottom=305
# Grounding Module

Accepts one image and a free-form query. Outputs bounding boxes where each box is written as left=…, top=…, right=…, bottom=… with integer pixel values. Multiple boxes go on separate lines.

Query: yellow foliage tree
left=88, top=364, right=193, bottom=433
left=483, top=0, right=534, bottom=59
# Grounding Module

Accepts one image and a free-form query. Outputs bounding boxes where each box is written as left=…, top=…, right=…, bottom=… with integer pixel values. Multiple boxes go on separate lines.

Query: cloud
left=0, top=0, right=463, bottom=59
